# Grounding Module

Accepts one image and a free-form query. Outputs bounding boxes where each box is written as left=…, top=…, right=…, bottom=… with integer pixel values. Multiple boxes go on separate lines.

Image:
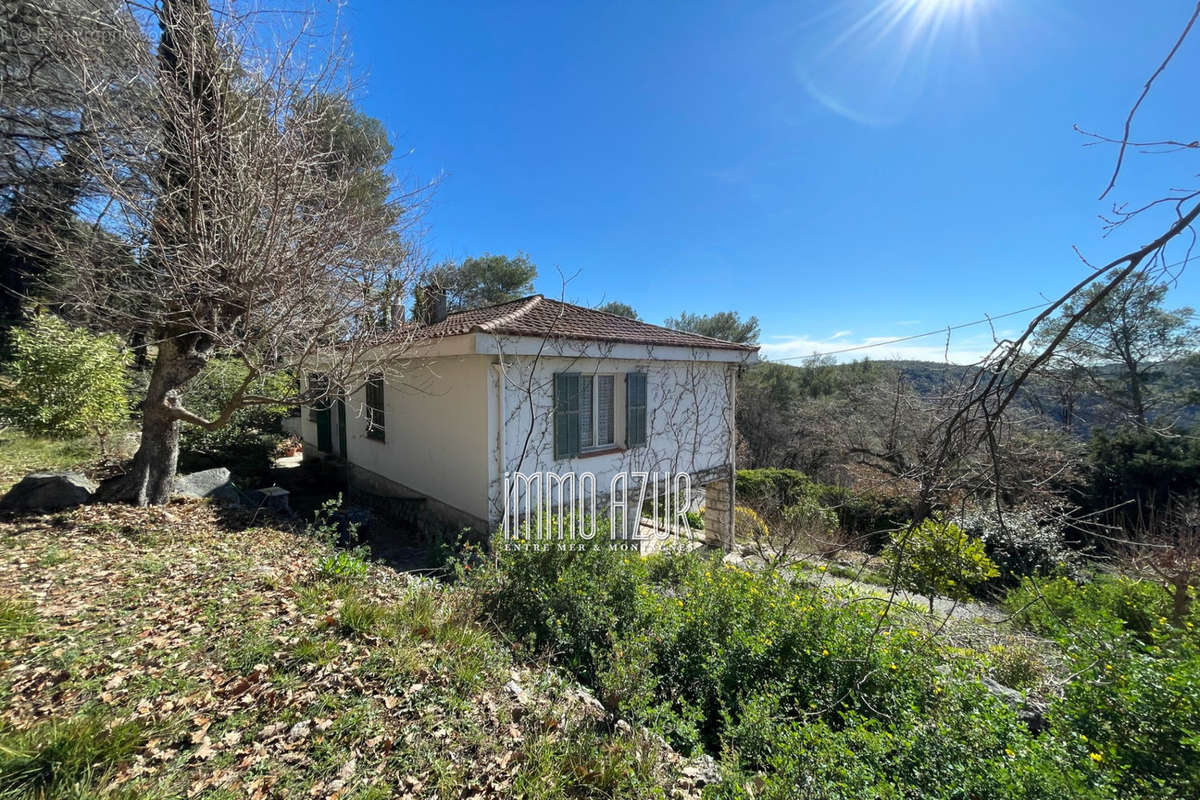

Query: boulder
left=981, top=676, right=1048, bottom=733
left=0, top=472, right=96, bottom=511
left=681, top=754, right=721, bottom=786
left=173, top=468, right=246, bottom=505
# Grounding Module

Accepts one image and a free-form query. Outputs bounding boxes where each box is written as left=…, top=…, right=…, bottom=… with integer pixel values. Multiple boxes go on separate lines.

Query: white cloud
left=759, top=330, right=1003, bottom=365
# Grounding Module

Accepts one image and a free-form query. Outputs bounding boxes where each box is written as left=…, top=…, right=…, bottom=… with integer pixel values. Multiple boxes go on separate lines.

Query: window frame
left=580, top=373, right=616, bottom=451
left=625, top=372, right=648, bottom=448
left=555, top=370, right=642, bottom=460
left=364, top=372, right=386, bottom=442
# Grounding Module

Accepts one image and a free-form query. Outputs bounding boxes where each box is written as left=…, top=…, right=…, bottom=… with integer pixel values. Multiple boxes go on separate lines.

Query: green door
left=315, top=406, right=332, bottom=453
left=336, top=397, right=348, bottom=457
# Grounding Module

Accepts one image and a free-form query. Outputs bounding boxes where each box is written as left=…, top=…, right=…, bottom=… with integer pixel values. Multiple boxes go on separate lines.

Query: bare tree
left=1123, top=496, right=1200, bottom=625
left=892, top=2, right=1200, bottom=533
left=4, top=0, right=425, bottom=504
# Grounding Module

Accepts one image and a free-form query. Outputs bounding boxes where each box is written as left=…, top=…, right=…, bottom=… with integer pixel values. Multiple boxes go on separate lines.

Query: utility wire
left=766, top=254, right=1195, bottom=361
left=770, top=302, right=1053, bottom=361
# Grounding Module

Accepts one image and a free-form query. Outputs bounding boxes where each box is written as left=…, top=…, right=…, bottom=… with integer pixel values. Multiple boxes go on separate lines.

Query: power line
left=769, top=302, right=1053, bottom=361
left=767, top=254, right=1196, bottom=362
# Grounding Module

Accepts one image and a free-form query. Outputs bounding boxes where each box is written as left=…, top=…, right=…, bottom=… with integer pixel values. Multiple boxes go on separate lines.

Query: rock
left=563, top=684, right=606, bottom=721
left=247, top=486, right=290, bottom=514
left=981, top=677, right=1023, bottom=706
left=0, top=472, right=96, bottom=511
left=981, top=677, right=1047, bottom=733
left=681, top=754, right=721, bottom=786
left=173, top=468, right=246, bottom=505
left=504, top=679, right=529, bottom=705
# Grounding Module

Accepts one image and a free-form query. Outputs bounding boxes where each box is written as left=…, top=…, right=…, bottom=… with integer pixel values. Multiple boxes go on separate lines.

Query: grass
left=0, top=432, right=108, bottom=493
left=0, top=716, right=147, bottom=800
left=0, top=599, right=37, bottom=639
left=0, top=502, right=688, bottom=799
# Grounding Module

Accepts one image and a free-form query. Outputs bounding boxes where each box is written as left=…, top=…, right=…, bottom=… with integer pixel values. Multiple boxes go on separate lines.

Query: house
left=299, top=294, right=758, bottom=544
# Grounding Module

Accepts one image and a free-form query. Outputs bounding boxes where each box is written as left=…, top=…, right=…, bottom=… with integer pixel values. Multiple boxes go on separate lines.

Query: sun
left=797, top=0, right=994, bottom=125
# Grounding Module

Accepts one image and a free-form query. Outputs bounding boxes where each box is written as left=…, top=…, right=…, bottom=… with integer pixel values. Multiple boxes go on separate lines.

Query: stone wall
left=702, top=467, right=734, bottom=550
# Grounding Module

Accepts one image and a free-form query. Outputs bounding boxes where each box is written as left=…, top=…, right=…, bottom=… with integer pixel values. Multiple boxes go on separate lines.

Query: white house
left=299, top=295, right=758, bottom=543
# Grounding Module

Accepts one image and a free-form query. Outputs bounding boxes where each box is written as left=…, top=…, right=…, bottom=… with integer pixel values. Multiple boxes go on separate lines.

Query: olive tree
left=6, top=0, right=424, bottom=504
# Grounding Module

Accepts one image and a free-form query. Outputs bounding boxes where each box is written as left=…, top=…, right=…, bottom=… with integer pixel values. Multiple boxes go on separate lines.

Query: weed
left=0, top=716, right=146, bottom=799
left=0, top=599, right=37, bottom=638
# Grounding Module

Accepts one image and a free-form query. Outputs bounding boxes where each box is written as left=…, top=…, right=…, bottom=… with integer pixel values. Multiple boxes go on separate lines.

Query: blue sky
left=335, top=1, right=1200, bottom=363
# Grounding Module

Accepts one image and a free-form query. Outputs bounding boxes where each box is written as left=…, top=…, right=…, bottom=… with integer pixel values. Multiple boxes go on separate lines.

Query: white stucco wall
left=298, top=334, right=748, bottom=533
left=487, top=351, right=737, bottom=525
left=302, top=357, right=492, bottom=522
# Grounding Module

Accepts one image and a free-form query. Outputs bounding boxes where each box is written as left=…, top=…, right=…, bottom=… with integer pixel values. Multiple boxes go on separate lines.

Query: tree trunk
left=1170, top=576, right=1191, bottom=627
left=98, top=335, right=207, bottom=505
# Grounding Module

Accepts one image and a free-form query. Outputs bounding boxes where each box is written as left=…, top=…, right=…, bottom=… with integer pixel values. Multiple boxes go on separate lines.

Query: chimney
left=415, top=283, right=448, bottom=325
left=389, top=299, right=405, bottom=329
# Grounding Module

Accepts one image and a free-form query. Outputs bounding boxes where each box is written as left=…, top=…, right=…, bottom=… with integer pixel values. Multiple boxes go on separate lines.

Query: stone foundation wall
left=346, top=463, right=488, bottom=543
left=702, top=467, right=734, bottom=550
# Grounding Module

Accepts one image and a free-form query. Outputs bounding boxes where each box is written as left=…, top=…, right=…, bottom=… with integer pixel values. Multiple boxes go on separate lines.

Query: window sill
left=364, top=433, right=386, bottom=443
left=577, top=446, right=623, bottom=459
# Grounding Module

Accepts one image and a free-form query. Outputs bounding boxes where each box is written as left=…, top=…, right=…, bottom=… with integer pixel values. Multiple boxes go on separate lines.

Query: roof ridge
left=474, top=294, right=543, bottom=333
left=543, top=296, right=756, bottom=348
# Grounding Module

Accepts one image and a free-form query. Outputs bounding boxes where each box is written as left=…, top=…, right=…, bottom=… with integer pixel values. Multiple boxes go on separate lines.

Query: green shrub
left=309, top=496, right=371, bottom=583
left=715, top=689, right=1109, bottom=800
left=955, top=508, right=1076, bottom=589
left=1051, top=629, right=1200, bottom=798
left=178, top=358, right=293, bottom=481
left=318, top=550, right=369, bottom=582
left=1085, top=425, right=1200, bottom=533
left=815, top=484, right=912, bottom=553
left=1003, top=573, right=1200, bottom=798
left=473, top=535, right=938, bottom=753
left=736, top=468, right=816, bottom=507
left=475, top=530, right=1200, bottom=798
left=884, top=518, right=999, bottom=612
left=0, top=313, right=130, bottom=440
left=1004, top=574, right=1178, bottom=639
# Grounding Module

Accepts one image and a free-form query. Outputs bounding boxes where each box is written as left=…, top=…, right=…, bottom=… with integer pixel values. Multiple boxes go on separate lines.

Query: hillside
left=752, top=358, right=1199, bottom=434
left=0, top=503, right=696, bottom=799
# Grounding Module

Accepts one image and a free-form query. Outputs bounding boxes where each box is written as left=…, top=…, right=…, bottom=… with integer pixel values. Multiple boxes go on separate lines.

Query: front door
left=336, top=397, right=348, bottom=457
left=315, top=406, right=332, bottom=453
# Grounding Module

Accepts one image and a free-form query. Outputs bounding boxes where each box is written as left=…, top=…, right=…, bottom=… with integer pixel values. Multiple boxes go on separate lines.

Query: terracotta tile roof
left=399, top=295, right=759, bottom=352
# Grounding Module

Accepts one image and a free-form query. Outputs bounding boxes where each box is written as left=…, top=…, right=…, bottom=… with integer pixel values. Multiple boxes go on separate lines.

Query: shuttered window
left=626, top=372, right=647, bottom=447
left=553, top=372, right=581, bottom=459
left=579, top=375, right=593, bottom=449
left=365, top=373, right=385, bottom=441
left=555, top=372, right=629, bottom=458
left=595, top=375, right=614, bottom=446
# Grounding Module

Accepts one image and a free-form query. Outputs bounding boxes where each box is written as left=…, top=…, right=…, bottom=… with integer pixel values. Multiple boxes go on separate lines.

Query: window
left=579, top=374, right=614, bottom=450
left=626, top=372, right=647, bottom=447
left=554, top=371, right=638, bottom=459
left=365, top=373, right=385, bottom=441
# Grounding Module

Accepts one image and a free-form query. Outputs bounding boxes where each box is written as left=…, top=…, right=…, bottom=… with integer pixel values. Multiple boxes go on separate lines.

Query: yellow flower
left=1089, top=752, right=1103, bottom=763
left=1004, top=748, right=1015, bottom=758
left=821, top=649, right=829, bottom=656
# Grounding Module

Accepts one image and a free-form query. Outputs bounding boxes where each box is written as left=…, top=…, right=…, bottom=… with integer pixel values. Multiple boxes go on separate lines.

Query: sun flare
left=798, top=0, right=995, bottom=126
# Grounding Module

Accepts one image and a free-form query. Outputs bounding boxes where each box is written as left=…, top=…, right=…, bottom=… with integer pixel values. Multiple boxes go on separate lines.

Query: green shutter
left=626, top=372, right=647, bottom=447
left=554, top=373, right=581, bottom=459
